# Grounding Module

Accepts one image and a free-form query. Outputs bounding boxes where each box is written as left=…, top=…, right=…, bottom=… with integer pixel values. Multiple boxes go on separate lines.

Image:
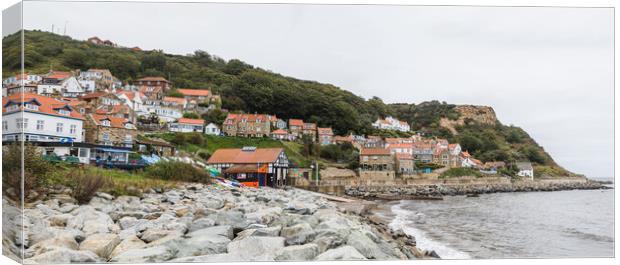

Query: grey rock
left=79, top=233, right=121, bottom=259
left=187, top=217, right=215, bottom=232
left=109, top=245, right=176, bottom=263
left=110, top=235, right=146, bottom=259
left=281, top=222, right=316, bottom=245
left=227, top=236, right=286, bottom=261
left=315, top=245, right=367, bottom=260
left=346, top=230, right=392, bottom=259
left=25, top=248, right=101, bottom=263
left=275, top=243, right=320, bottom=261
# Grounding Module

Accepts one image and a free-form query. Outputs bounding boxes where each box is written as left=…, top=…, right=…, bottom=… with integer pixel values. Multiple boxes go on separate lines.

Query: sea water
left=389, top=187, right=614, bottom=259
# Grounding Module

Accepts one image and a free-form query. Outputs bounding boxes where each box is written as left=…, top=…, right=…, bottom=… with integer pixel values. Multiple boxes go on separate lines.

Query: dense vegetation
left=3, top=30, right=567, bottom=172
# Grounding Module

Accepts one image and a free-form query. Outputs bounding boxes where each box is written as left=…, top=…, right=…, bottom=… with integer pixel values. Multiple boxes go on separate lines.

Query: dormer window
left=102, top=120, right=111, bottom=127
left=6, top=104, right=19, bottom=112
left=58, top=109, right=70, bottom=116
left=124, top=123, right=135, bottom=129
left=24, top=103, right=38, bottom=111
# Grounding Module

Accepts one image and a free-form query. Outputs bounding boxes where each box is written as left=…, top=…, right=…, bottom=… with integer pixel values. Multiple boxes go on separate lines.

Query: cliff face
left=439, top=105, right=498, bottom=134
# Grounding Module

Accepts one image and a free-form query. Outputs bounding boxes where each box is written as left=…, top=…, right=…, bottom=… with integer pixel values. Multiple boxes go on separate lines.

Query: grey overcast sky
left=19, top=1, right=614, bottom=179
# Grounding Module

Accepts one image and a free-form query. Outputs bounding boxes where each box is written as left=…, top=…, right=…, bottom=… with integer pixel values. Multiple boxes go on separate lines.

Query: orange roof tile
left=178, top=118, right=205, bottom=125
left=288, top=119, right=304, bottom=127
left=2, top=93, right=83, bottom=119
left=360, top=148, right=391, bottom=156
left=90, top=114, right=132, bottom=129
left=177, top=88, right=211, bottom=97
left=272, top=129, right=288, bottom=135
left=317, top=127, right=333, bottom=135
left=137, top=76, right=169, bottom=82
left=207, top=148, right=284, bottom=164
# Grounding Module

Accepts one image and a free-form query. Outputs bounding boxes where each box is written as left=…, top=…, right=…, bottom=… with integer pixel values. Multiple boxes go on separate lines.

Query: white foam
left=389, top=202, right=471, bottom=259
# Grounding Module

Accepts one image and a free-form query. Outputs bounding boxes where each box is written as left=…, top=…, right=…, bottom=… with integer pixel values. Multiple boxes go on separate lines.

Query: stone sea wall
left=3, top=184, right=432, bottom=263
left=344, top=178, right=610, bottom=199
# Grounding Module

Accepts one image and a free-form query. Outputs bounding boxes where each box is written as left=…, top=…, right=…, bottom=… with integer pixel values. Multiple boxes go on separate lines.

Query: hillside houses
left=1, top=67, right=516, bottom=178
left=223, top=113, right=272, bottom=137
left=372, top=116, right=410, bottom=132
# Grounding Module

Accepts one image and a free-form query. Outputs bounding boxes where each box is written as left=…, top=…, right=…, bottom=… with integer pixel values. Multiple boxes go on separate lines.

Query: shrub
left=439, top=167, right=482, bottom=178
left=197, top=151, right=211, bottom=160
left=145, top=161, right=210, bottom=183
left=66, top=169, right=107, bottom=204
left=170, top=133, right=186, bottom=145
left=2, top=143, right=51, bottom=201
left=187, top=133, right=205, bottom=146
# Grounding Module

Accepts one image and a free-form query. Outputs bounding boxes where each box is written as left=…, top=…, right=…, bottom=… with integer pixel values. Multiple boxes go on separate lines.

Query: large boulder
left=118, top=216, right=139, bottom=230
left=281, top=222, right=316, bottom=245
left=227, top=236, right=286, bottom=261
left=169, top=253, right=239, bottom=262
left=346, top=230, right=392, bottom=259
left=212, top=210, right=249, bottom=231
left=79, top=233, right=121, bottom=259
left=186, top=225, right=234, bottom=240
left=24, top=248, right=101, bottom=263
left=275, top=243, right=320, bottom=261
left=187, top=217, right=215, bottom=232
left=315, top=245, right=367, bottom=260
left=24, top=235, right=78, bottom=258
left=245, top=207, right=283, bottom=225
left=109, top=245, right=176, bottom=263
left=285, top=201, right=318, bottom=215
left=110, top=235, right=146, bottom=259
left=140, top=228, right=174, bottom=243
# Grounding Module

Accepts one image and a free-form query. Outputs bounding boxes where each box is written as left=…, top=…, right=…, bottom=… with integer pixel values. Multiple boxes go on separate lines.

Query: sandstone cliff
left=439, top=105, right=498, bottom=134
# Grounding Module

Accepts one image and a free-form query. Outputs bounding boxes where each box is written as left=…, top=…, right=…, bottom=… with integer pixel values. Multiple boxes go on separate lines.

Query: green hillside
left=2, top=30, right=572, bottom=174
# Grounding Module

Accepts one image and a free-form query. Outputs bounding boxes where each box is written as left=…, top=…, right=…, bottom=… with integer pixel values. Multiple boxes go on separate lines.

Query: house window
left=2, top=120, right=7, bottom=130
left=16, top=118, right=28, bottom=129
left=125, top=134, right=132, bottom=142
left=27, top=135, right=39, bottom=142
left=58, top=109, right=70, bottom=116
left=36, top=120, right=44, bottom=130
left=102, top=133, right=110, bottom=141
left=102, top=120, right=111, bottom=127
left=24, top=103, right=38, bottom=111
left=56, top=123, right=63, bottom=133
left=6, top=104, right=19, bottom=112
left=70, top=125, right=77, bottom=134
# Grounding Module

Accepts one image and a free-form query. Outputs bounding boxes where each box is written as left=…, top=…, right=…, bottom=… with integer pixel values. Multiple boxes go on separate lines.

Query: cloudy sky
left=17, top=1, right=614, bottom=179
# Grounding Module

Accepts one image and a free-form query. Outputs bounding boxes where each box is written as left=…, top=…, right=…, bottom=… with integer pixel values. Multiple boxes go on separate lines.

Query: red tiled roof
left=178, top=118, right=205, bottom=125
left=288, top=119, right=304, bottom=127
left=177, top=88, right=211, bottom=97
left=207, top=148, right=284, bottom=164
left=90, top=114, right=132, bottom=129
left=360, top=148, right=391, bottom=156
left=47, top=71, right=72, bottom=79
left=272, top=129, right=288, bottom=135
left=317, top=127, right=333, bottom=135
left=225, top=113, right=271, bottom=124
left=2, top=93, right=83, bottom=119
left=137, top=76, right=169, bottom=82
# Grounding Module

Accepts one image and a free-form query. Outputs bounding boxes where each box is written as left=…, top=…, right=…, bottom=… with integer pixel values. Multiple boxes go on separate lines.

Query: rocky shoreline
left=344, top=179, right=611, bottom=199
left=3, top=184, right=433, bottom=263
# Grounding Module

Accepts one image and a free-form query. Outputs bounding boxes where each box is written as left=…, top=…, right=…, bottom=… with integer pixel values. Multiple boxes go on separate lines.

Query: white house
left=372, top=116, right=410, bottom=132
left=205, top=123, right=221, bottom=135
left=2, top=93, right=84, bottom=143
left=145, top=105, right=183, bottom=122
left=168, top=118, right=205, bottom=133
left=78, top=79, right=96, bottom=93
left=117, top=90, right=148, bottom=116
left=3, top=73, right=42, bottom=86
left=516, top=162, right=534, bottom=180
left=38, top=76, right=86, bottom=98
